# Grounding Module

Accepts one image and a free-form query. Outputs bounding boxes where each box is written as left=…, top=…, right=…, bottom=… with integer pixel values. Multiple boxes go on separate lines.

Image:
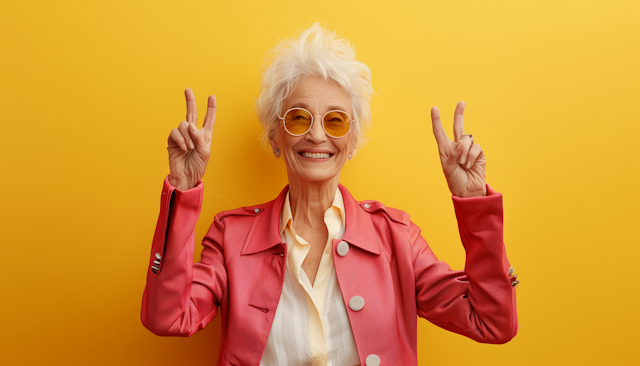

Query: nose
left=305, top=114, right=327, bottom=143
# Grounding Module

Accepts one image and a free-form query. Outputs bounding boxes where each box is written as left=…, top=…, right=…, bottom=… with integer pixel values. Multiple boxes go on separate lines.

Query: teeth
left=301, top=152, right=331, bottom=159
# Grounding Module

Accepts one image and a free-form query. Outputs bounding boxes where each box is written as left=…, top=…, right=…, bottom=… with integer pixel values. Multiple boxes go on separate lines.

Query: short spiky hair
left=256, top=23, right=373, bottom=149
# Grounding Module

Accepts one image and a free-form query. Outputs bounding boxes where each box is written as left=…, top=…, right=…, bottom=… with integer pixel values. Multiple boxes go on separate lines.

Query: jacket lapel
left=339, top=184, right=381, bottom=255
left=240, top=185, right=289, bottom=255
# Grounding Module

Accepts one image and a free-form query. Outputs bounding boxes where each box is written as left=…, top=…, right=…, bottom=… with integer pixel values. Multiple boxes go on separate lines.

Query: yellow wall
left=1, top=1, right=638, bottom=365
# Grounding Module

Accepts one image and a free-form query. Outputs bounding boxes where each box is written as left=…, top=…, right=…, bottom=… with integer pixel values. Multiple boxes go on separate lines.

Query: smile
left=299, top=152, right=333, bottom=159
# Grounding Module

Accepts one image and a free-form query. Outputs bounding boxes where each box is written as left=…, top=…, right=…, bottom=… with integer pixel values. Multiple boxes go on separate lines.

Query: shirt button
left=254, top=208, right=260, bottom=213
left=366, top=354, right=380, bottom=366
left=337, top=241, right=349, bottom=256
left=325, top=245, right=331, bottom=253
left=315, top=355, right=322, bottom=361
left=349, top=296, right=365, bottom=311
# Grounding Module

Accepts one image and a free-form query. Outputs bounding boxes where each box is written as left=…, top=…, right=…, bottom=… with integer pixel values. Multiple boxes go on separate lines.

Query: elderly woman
left=141, top=23, right=518, bottom=366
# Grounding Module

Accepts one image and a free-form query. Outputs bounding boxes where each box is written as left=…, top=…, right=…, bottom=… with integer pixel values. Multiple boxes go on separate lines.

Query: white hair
left=256, top=22, right=373, bottom=149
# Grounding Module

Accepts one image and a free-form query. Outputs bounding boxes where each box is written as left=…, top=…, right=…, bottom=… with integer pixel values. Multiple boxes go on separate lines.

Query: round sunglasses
left=278, top=107, right=354, bottom=138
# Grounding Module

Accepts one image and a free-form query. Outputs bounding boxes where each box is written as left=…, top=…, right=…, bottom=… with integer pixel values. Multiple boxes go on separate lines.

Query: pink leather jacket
left=141, top=175, right=518, bottom=365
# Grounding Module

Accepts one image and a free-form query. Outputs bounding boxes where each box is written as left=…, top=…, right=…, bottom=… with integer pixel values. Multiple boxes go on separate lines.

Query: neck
left=287, top=173, right=340, bottom=230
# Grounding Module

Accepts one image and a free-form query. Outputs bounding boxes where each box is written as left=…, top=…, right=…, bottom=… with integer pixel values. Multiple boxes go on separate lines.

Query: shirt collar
left=279, top=187, right=346, bottom=234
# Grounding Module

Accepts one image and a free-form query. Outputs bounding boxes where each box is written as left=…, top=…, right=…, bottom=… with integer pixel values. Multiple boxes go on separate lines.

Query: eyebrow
left=288, top=102, right=348, bottom=113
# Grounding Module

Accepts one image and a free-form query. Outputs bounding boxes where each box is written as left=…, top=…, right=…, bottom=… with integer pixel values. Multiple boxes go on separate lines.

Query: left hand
left=430, top=101, right=487, bottom=198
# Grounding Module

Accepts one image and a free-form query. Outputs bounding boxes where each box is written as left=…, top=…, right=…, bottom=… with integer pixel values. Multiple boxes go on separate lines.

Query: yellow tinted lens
left=284, top=109, right=312, bottom=135
left=323, top=111, right=351, bottom=137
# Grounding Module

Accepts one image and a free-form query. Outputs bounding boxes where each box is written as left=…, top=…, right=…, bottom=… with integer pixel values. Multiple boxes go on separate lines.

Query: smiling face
left=270, top=75, right=356, bottom=184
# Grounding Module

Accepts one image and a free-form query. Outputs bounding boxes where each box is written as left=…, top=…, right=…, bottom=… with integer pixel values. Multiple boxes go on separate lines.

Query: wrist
left=455, top=185, right=487, bottom=198
left=169, top=174, right=194, bottom=191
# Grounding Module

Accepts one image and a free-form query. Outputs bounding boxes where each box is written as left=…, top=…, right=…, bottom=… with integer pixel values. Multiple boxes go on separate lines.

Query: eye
left=289, top=110, right=311, bottom=120
left=324, top=112, right=346, bottom=123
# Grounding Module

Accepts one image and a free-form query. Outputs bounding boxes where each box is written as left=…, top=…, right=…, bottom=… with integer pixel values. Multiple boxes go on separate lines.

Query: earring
left=348, top=152, right=353, bottom=159
left=274, top=149, right=279, bottom=157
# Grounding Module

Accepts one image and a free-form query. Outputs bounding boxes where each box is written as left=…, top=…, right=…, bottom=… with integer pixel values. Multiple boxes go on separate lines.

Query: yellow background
left=1, top=0, right=638, bottom=365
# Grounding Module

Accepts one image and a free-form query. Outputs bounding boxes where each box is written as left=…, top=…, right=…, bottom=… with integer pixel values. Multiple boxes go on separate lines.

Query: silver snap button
left=349, top=296, right=365, bottom=311
left=254, top=208, right=260, bottom=213
left=337, top=241, right=349, bottom=257
left=154, top=260, right=160, bottom=265
left=155, top=253, right=162, bottom=260
left=363, top=203, right=370, bottom=208
left=508, top=267, right=515, bottom=275
left=365, top=354, right=380, bottom=366
left=151, top=265, right=159, bottom=271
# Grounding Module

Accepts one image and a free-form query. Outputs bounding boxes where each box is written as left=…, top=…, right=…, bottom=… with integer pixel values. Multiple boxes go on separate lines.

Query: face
left=270, top=75, right=356, bottom=183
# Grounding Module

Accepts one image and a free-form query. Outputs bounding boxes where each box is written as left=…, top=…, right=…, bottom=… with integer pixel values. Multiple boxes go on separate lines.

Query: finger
left=430, top=106, right=450, bottom=148
left=453, top=101, right=465, bottom=142
left=465, top=143, right=483, bottom=169
left=188, top=121, right=207, bottom=150
left=202, top=95, right=217, bottom=134
left=168, top=128, right=188, bottom=152
left=457, top=135, right=473, bottom=166
left=185, top=88, right=198, bottom=124
left=178, top=121, right=195, bottom=150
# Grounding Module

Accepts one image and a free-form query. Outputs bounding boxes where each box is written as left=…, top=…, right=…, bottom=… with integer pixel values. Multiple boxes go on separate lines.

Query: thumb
left=188, top=122, right=207, bottom=150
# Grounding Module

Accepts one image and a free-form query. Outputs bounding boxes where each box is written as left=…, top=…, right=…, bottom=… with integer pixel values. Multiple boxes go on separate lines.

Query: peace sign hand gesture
left=167, top=88, right=216, bottom=191
left=431, top=102, right=487, bottom=198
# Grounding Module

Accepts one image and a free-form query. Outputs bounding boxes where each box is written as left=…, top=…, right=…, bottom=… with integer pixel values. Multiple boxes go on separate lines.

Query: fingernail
left=182, top=144, right=187, bottom=151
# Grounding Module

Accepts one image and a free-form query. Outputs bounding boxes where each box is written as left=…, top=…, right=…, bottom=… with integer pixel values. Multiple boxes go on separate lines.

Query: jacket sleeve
left=140, top=175, right=227, bottom=337
left=412, top=183, right=518, bottom=344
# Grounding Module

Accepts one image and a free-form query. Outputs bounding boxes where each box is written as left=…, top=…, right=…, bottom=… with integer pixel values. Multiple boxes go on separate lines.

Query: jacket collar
left=240, top=184, right=380, bottom=256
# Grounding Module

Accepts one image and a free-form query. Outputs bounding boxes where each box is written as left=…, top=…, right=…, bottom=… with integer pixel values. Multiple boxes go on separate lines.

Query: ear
left=269, top=136, right=280, bottom=157
left=349, top=133, right=358, bottom=158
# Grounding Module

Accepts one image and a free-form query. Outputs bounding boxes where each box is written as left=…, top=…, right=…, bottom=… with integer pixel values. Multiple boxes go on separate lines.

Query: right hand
left=167, top=88, right=216, bottom=191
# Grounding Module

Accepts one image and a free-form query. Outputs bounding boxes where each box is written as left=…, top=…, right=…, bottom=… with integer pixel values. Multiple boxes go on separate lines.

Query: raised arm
left=140, top=89, right=226, bottom=337
left=413, top=102, right=518, bottom=342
